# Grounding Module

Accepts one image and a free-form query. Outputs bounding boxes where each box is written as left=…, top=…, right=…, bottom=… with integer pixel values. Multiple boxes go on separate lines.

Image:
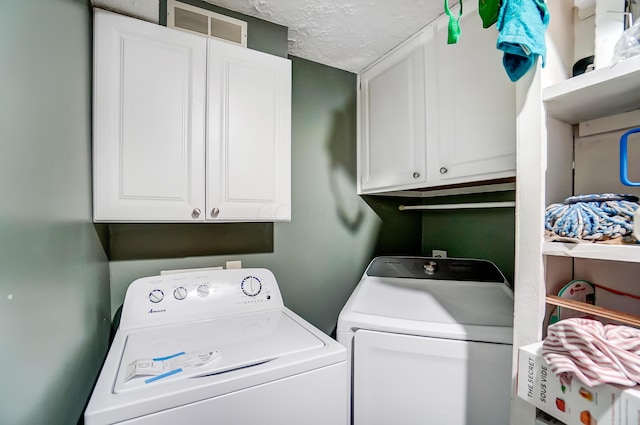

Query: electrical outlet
left=226, top=260, right=242, bottom=269
left=432, top=250, right=447, bottom=258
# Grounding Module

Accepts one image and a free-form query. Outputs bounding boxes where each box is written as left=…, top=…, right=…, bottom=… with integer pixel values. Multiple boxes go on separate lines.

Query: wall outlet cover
left=226, top=260, right=242, bottom=269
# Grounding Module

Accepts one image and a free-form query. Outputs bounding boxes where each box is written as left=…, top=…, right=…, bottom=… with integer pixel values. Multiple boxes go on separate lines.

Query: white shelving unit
left=542, top=241, right=640, bottom=263
left=543, top=54, right=640, bottom=124
left=511, top=2, right=640, bottom=424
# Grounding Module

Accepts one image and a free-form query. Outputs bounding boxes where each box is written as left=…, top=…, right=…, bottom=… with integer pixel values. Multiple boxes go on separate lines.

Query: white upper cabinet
left=358, top=32, right=429, bottom=193
left=428, top=4, right=516, bottom=186
left=357, top=1, right=515, bottom=194
left=206, top=39, right=291, bottom=221
left=93, top=9, right=207, bottom=221
left=93, top=9, right=291, bottom=222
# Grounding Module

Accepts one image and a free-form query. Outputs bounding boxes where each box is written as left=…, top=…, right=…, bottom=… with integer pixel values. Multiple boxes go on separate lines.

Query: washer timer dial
left=149, top=289, right=164, bottom=303
left=173, top=286, right=188, bottom=300
left=241, top=276, right=262, bottom=297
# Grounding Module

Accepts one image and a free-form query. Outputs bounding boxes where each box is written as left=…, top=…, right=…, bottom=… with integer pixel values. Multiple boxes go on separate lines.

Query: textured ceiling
left=91, top=0, right=449, bottom=73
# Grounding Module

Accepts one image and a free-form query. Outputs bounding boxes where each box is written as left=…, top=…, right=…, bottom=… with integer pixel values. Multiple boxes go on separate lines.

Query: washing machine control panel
left=366, top=256, right=507, bottom=283
left=119, top=268, right=284, bottom=330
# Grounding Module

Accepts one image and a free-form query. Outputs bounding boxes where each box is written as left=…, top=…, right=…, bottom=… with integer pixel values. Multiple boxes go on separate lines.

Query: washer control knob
left=197, top=284, right=210, bottom=298
left=149, top=289, right=164, bottom=303
left=424, top=261, right=437, bottom=275
left=173, top=286, right=188, bottom=300
left=241, top=276, right=262, bottom=297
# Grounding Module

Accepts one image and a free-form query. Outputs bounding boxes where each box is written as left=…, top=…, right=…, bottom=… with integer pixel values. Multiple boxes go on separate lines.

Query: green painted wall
left=421, top=191, right=516, bottom=285
left=0, top=1, right=111, bottom=424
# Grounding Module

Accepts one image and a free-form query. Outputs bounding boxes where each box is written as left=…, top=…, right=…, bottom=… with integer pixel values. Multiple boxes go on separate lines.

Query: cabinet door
left=206, top=39, right=291, bottom=221
left=427, top=4, right=516, bottom=186
left=93, top=10, right=206, bottom=222
left=358, top=32, right=429, bottom=194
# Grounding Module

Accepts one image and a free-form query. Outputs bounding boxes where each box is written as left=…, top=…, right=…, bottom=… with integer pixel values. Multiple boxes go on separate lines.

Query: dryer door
left=352, top=329, right=511, bottom=425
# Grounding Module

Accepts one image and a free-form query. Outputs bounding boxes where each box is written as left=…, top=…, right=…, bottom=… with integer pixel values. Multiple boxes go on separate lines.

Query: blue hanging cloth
left=496, top=0, right=549, bottom=82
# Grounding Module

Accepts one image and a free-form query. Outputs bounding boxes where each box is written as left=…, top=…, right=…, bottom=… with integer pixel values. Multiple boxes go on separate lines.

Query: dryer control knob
left=149, top=289, right=164, bottom=303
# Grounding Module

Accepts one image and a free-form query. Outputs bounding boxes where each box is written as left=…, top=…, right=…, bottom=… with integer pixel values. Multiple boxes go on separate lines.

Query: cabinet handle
left=413, top=172, right=421, bottom=179
left=210, top=208, right=220, bottom=218
left=439, top=167, right=448, bottom=174
left=192, top=208, right=201, bottom=218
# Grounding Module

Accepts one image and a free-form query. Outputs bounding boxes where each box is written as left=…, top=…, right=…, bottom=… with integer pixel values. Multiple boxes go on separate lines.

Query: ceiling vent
left=167, top=0, right=247, bottom=47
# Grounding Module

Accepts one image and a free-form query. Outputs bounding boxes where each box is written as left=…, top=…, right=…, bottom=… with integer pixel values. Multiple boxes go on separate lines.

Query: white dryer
left=337, top=256, right=514, bottom=425
left=85, top=268, right=347, bottom=425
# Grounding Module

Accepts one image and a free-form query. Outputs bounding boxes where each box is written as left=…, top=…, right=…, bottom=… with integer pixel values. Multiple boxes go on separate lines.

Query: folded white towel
left=542, top=318, right=640, bottom=387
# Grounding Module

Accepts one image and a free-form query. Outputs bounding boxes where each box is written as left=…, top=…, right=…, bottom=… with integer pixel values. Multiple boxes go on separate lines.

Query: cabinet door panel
left=120, top=40, right=188, bottom=199
left=207, top=39, right=291, bottom=221
left=93, top=10, right=206, bottom=221
left=226, top=62, right=277, bottom=201
left=358, top=33, right=428, bottom=193
left=428, top=4, right=516, bottom=185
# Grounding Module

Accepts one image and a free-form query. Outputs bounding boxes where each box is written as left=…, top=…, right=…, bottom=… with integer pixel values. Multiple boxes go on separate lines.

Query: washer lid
left=85, top=308, right=346, bottom=425
left=114, top=309, right=324, bottom=393
left=339, top=275, right=514, bottom=344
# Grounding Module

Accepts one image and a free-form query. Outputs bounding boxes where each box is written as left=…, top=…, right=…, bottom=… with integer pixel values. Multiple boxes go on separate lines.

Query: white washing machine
left=85, top=268, right=347, bottom=425
left=337, top=256, right=514, bottom=425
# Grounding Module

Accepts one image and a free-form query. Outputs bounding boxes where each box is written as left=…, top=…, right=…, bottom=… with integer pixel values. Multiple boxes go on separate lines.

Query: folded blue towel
left=497, top=0, right=549, bottom=82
